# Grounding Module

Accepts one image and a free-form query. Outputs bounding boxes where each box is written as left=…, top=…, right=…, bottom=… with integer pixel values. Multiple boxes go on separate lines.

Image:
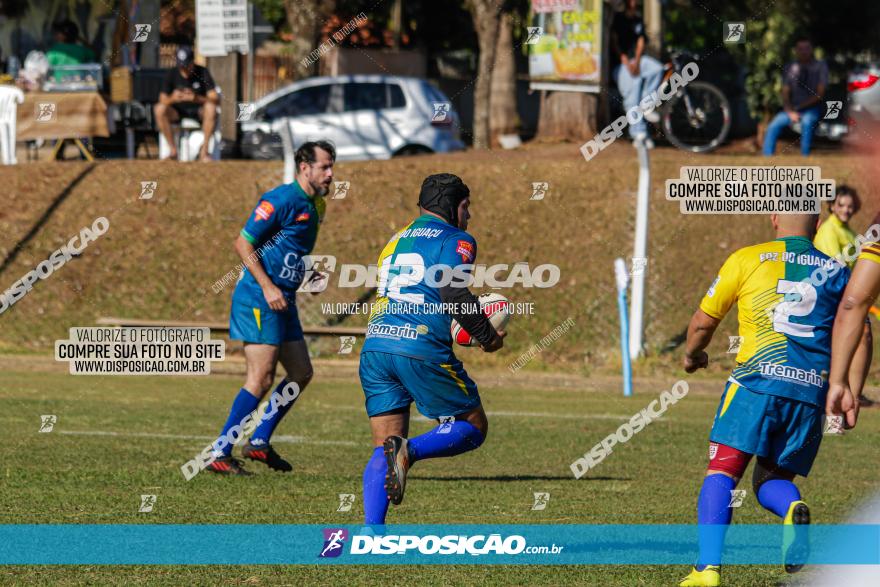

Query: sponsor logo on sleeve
left=456, top=240, right=475, bottom=263
left=254, top=201, right=275, bottom=222
left=296, top=212, right=311, bottom=223
left=706, top=276, right=720, bottom=297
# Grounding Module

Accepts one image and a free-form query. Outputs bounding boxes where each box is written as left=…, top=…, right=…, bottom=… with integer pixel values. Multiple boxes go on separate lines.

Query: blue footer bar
left=1, top=524, right=878, bottom=565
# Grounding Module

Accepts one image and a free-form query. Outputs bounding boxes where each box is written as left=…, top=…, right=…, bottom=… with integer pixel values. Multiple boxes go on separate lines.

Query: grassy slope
left=1, top=145, right=877, bottom=373
left=0, top=162, right=92, bottom=262
left=0, top=368, right=878, bottom=585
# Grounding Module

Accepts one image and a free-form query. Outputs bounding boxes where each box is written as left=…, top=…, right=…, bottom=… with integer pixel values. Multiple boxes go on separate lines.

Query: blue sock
left=696, top=473, right=737, bottom=568
left=757, top=479, right=801, bottom=518
left=214, top=388, right=261, bottom=457
left=363, top=447, right=390, bottom=525
left=251, top=379, right=299, bottom=445
left=408, top=420, right=484, bottom=462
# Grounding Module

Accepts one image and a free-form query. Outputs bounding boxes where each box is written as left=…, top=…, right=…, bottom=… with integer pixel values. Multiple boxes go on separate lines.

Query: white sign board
left=197, top=0, right=249, bottom=57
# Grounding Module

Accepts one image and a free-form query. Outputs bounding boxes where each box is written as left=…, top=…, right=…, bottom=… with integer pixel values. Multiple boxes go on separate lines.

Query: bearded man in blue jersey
left=359, top=173, right=506, bottom=525
left=207, top=141, right=334, bottom=475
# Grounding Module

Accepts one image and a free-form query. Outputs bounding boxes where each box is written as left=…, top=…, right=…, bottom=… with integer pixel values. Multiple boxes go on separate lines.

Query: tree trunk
left=207, top=55, right=240, bottom=145
left=284, top=0, right=333, bottom=79
left=467, top=0, right=500, bottom=149
left=755, top=110, right=772, bottom=151
left=489, top=11, right=517, bottom=146
left=536, top=91, right=597, bottom=142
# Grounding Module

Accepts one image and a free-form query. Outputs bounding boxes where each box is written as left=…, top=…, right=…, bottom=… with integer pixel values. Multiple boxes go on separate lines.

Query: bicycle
left=658, top=50, right=732, bottom=153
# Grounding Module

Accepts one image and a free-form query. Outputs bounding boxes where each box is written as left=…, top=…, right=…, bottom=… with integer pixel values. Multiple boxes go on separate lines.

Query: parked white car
left=240, top=75, right=465, bottom=160
left=848, top=63, right=880, bottom=122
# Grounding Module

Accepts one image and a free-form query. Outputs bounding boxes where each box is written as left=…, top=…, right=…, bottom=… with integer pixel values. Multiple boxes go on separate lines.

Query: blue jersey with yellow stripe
left=232, top=181, right=326, bottom=308
left=362, top=214, right=478, bottom=363
left=700, top=236, right=850, bottom=407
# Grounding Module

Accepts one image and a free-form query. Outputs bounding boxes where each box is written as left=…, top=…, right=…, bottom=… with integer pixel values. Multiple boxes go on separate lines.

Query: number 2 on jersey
left=771, top=279, right=816, bottom=338
left=377, top=252, right=425, bottom=304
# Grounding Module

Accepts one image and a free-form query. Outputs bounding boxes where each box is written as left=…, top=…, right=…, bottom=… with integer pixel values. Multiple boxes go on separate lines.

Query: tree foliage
left=664, top=0, right=880, bottom=119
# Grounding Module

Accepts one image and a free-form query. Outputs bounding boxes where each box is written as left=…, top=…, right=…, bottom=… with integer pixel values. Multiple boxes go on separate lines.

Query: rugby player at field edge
left=679, top=214, right=870, bottom=587
left=207, top=141, right=335, bottom=475
left=826, top=239, right=880, bottom=430
left=813, top=186, right=874, bottom=408
left=359, top=173, right=505, bottom=526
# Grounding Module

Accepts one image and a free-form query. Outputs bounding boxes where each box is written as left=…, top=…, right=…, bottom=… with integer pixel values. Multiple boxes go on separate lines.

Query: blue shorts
left=710, top=380, right=824, bottom=477
left=359, top=351, right=481, bottom=420
left=229, top=299, right=303, bottom=345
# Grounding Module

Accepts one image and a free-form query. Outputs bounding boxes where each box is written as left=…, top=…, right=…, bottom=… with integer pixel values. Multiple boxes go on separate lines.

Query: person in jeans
left=763, top=37, right=828, bottom=156
left=611, top=0, right=664, bottom=146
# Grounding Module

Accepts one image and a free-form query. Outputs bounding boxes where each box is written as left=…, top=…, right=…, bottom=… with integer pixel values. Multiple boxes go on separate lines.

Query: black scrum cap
left=417, top=173, right=470, bottom=226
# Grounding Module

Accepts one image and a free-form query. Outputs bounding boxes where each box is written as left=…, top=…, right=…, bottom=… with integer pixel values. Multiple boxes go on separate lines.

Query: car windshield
left=264, top=84, right=330, bottom=119
left=344, top=82, right=387, bottom=111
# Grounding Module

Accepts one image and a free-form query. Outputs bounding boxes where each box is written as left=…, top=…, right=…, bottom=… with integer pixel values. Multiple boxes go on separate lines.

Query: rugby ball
left=451, top=293, right=511, bottom=347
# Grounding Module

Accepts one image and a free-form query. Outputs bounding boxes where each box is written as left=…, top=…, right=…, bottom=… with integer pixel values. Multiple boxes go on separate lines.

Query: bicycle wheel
left=661, top=81, right=731, bottom=153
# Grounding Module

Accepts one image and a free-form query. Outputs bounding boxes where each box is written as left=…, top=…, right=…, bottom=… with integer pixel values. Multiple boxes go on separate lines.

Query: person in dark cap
left=155, top=45, right=220, bottom=161
left=358, top=172, right=505, bottom=527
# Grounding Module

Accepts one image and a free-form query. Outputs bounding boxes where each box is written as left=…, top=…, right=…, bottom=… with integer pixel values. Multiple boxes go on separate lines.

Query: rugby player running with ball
left=359, top=173, right=505, bottom=525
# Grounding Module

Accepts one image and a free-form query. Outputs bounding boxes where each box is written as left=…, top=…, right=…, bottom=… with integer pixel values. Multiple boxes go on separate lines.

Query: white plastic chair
left=158, top=86, right=223, bottom=161
left=0, top=85, right=25, bottom=165
left=158, top=117, right=222, bottom=161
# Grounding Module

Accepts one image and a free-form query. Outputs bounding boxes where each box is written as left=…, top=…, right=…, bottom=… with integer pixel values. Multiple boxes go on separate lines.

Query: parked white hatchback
left=240, top=75, right=465, bottom=161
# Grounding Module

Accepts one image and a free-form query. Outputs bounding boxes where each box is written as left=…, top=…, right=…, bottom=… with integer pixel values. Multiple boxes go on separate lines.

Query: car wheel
left=393, top=145, right=433, bottom=157
left=244, top=131, right=283, bottom=160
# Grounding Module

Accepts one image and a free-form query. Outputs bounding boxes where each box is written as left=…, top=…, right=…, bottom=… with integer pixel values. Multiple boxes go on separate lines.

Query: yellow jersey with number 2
left=700, top=236, right=850, bottom=407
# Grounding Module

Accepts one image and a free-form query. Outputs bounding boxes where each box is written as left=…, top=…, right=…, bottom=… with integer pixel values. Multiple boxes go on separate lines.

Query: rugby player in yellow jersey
left=827, top=239, right=880, bottom=428
left=679, top=214, right=870, bottom=587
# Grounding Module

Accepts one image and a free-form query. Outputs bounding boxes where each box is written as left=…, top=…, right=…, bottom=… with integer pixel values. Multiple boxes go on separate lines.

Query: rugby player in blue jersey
left=207, top=141, right=334, bottom=475
left=359, top=173, right=505, bottom=524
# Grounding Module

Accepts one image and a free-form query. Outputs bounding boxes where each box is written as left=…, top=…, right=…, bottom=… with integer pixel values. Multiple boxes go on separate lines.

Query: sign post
left=614, top=258, right=633, bottom=397
left=628, top=141, right=650, bottom=359
left=196, top=0, right=249, bottom=57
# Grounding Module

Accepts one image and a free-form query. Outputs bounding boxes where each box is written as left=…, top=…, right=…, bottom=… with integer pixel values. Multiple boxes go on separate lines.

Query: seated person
left=47, top=20, right=95, bottom=68
left=762, top=36, right=828, bottom=156
left=154, top=46, right=220, bottom=161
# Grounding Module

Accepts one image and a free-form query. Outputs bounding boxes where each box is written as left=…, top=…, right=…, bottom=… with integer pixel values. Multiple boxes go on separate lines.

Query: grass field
left=2, top=362, right=879, bottom=586
left=3, top=143, right=880, bottom=585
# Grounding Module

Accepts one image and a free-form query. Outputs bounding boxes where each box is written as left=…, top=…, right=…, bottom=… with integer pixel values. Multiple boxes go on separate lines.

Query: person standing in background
left=814, top=186, right=861, bottom=266
left=610, top=0, right=664, bottom=147
left=46, top=20, right=95, bottom=67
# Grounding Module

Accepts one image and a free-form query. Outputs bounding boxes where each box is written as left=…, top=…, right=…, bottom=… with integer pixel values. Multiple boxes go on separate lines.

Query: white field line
left=307, top=402, right=669, bottom=422
left=57, top=430, right=358, bottom=446
left=414, top=411, right=668, bottom=422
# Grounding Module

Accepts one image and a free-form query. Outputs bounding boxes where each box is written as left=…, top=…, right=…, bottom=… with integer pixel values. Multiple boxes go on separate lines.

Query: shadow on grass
left=411, top=475, right=628, bottom=482
left=0, top=164, right=95, bottom=277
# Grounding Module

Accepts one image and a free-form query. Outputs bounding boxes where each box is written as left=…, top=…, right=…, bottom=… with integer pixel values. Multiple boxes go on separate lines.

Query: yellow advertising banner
left=528, top=0, right=603, bottom=91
